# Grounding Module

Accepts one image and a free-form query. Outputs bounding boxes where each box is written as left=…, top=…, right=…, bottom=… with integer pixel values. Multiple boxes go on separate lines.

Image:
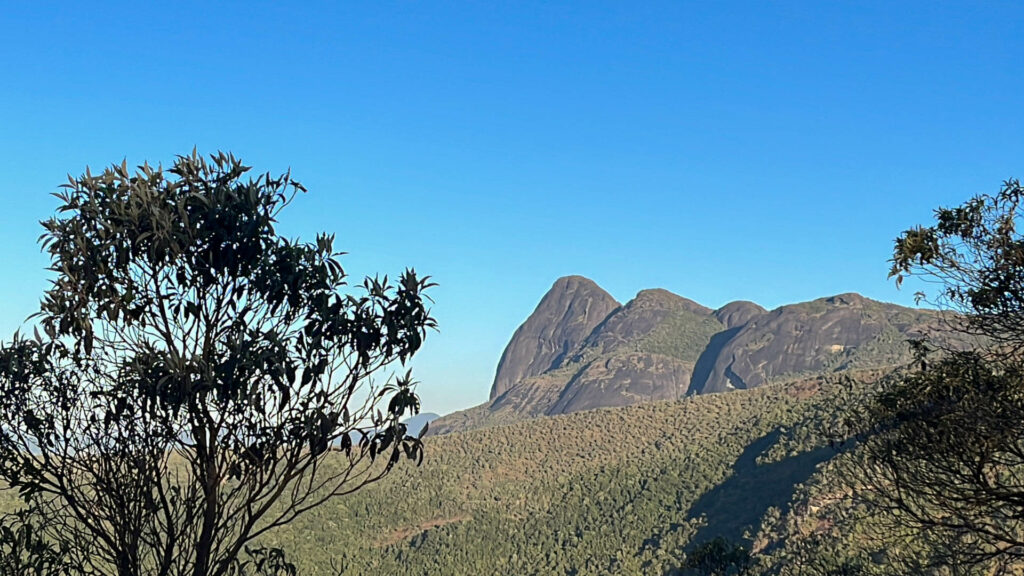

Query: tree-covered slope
left=255, top=373, right=876, bottom=575
left=0, top=369, right=937, bottom=574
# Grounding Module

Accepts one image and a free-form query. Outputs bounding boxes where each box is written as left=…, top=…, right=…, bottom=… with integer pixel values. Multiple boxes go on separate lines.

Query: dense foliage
left=229, top=374, right=873, bottom=575
left=0, top=152, right=435, bottom=576
left=823, top=179, right=1024, bottom=574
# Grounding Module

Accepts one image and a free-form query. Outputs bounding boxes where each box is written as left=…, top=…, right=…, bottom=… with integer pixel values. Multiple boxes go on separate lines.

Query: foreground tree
left=0, top=151, right=436, bottom=576
left=851, top=179, right=1024, bottom=572
left=0, top=509, right=73, bottom=576
left=889, top=178, right=1024, bottom=356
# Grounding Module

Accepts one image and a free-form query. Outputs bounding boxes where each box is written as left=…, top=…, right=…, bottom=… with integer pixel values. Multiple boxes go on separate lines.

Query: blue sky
left=1, top=1, right=1022, bottom=415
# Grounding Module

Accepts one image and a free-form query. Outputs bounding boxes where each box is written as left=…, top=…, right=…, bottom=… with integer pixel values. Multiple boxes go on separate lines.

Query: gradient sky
left=2, top=1, right=1023, bottom=415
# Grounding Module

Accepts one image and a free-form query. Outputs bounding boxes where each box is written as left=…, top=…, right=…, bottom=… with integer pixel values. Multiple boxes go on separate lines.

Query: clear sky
left=2, top=1, right=1022, bottom=415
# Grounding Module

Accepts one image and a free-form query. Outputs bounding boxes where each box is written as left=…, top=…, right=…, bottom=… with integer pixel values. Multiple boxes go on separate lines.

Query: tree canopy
left=849, top=179, right=1024, bottom=572
left=0, top=151, right=436, bottom=576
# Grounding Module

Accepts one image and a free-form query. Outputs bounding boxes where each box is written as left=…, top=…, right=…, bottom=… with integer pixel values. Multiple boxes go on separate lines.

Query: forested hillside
left=251, top=372, right=887, bottom=575
left=0, top=362, right=991, bottom=575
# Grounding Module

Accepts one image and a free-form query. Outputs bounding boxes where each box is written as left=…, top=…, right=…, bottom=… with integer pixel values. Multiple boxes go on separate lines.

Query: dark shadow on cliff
left=685, top=429, right=834, bottom=547
left=688, top=326, right=743, bottom=394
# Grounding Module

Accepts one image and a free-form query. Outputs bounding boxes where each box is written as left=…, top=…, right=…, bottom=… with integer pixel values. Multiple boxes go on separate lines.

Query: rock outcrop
left=489, top=276, right=620, bottom=400
left=549, top=352, right=693, bottom=414
left=691, top=293, right=938, bottom=394
left=714, top=300, right=767, bottom=329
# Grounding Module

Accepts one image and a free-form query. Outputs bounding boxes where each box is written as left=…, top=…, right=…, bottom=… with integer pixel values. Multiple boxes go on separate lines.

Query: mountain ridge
left=433, top=275, right=942, bottom=436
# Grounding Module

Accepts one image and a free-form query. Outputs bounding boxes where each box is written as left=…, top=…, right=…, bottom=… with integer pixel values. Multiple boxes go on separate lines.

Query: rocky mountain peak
left=489, top=276, right=620, bottom=400
left=823, top=292, right=868, bottom=306
left=633, top=288, right=713, bottom=316
left=714, top=300, right=767, bottom=329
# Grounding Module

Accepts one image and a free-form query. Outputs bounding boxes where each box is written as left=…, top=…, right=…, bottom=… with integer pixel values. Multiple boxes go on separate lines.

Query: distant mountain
left=431, top=276, right=945, bottom=436
left=403, top=412, right=440, bottom=437
left=347, top=412, right=441, bottom=443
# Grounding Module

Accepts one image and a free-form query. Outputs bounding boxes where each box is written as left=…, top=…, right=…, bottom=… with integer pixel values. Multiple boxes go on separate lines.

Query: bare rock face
left=476, top=285, right=721, bottom=425
left=714, top=301, right=767, bottom=329
left=481, top=284, right=720, bottom=423
left=489, top=276, right=620, bottom=400
left=548, top=352, right=693, bottom=414
left=692, top=293, right=938, bottom=394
